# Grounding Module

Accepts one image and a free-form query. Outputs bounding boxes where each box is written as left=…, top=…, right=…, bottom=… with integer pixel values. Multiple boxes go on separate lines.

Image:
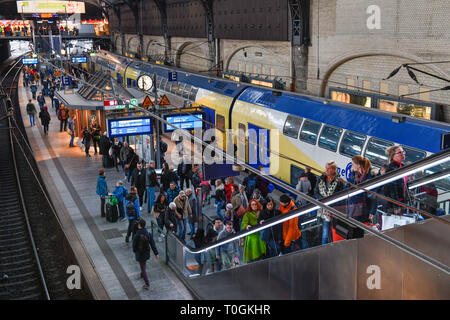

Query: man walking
left=131, top=162, right=146, bottom=208
left=145, top=161, right=159, bottom=214
left=58, top=104, right=69, bottom=132
left=26, top=99, right=37, bottom=126
left=99, top=131, right=111, bottom=168
left=37, top=92, right=45, bottom=110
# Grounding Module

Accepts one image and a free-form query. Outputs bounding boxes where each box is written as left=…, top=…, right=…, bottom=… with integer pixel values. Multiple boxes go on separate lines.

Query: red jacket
left=225, top=183, right=233, bottom=203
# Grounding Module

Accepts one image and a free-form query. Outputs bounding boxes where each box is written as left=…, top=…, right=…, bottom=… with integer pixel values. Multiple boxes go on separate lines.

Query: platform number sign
left=168, top=71, right=177, bottom=82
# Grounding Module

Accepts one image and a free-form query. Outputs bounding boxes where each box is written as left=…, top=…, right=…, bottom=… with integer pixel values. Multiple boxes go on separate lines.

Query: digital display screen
left=164, top=113, right=203, bottom=132
left=23, top=58, right=38, bottom=65
left=108, top=117, right=153, bottom=137
left=71, top=56, right=87, bottom=63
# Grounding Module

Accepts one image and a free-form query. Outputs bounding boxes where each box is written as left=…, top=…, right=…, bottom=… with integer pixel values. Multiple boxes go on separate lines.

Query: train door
left=203, top=106, right=215, bottom=130
left=247, top=123, right=270, bottom=174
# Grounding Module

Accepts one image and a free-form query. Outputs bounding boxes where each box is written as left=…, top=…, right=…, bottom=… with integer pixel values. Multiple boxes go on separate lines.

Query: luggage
left=381, top=214, right=416, bottom=231
left=105, top=156, right=114, bottom=168
left=106, top=203, right=119, bottom=223
left=331, top=218, right=364, bottom=242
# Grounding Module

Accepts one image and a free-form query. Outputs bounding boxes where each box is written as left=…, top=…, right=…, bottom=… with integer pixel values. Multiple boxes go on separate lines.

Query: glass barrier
left=148, top=151, right=450, bottom=278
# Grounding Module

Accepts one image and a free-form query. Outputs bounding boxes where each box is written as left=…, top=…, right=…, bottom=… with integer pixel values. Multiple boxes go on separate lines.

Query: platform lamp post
left=153, top=73, right=162, bottom=169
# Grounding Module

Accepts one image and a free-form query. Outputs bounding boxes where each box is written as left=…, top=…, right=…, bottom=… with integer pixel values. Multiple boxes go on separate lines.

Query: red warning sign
left=142, top=95, right=154, bottom=109
left=159, top=94, right=171, bottom=106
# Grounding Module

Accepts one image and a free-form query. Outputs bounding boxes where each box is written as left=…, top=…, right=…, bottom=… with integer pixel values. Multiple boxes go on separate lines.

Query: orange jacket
left=279, top=200, right=301, bottom=247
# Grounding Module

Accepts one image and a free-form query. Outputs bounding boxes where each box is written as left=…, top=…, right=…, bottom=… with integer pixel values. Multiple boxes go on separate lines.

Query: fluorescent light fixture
left=408, top=171, right=450, bottom=190
left=301, top=218, right=318, bottom=226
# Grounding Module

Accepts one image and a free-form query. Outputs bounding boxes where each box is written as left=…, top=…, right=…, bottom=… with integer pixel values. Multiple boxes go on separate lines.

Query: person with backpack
left=30, top=82, right=38, bottom=100
left=112, top=180, right=128, bottom=221
left=125, top=187, right=141, bottom=243
left=58, top=105, right=69, bottom=132
left=177, top=155, right=191, bottom=190
left=96, top=169, right=108, bottom=218
left=37, top=92, right=45, bottom=110
left=132, top=219, right=159, bottom=290
left=26, top=99, right=37, bottom=127
left=214, top=180, right=226, bottom=220
left=38, top=106, right=51, bottom=135
left=243, top=172, right=257, bottom=200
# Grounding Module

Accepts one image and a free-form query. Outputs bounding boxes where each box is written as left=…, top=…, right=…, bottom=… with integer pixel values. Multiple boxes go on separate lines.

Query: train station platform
left=17, top=75, right=195, bottom=300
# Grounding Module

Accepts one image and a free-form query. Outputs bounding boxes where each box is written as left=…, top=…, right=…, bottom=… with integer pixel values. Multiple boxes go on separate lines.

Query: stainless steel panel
left=319, top=240, right=357, bottom=300
left=402, top=250, right=450, bottom=299
left=291, top=249, right=320, bottom=300
left=356, top=234, right=404, bottom=300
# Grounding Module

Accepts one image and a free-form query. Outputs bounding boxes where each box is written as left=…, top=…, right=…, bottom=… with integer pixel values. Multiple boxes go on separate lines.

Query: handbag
left=381, top=214, right=416, bottom=231
left=125, top=155, right=135, bottom=169
left=66, top=128, right=73, bottom=136
left=236, top=205, right=246, bottom=217
left=108, top=146, right=113, bottom=157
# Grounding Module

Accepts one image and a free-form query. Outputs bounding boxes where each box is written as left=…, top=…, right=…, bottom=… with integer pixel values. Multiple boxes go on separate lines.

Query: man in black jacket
left=164, top=202, right=178, bottom=234
left=145, top=161, right=159, bottom=213
left=90, top=118, right=101, bottom=155
left=384, top=145, right=408, bottom=214
left=177, top=155, right=192, bottom=190
left=99, top=132, right=111, bottom=168
left=131, top=162, right=146, bottom=208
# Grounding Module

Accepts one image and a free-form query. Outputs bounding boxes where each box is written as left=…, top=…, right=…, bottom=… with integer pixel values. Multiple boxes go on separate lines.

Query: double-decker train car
left=89, top=51, right=450, bottom=190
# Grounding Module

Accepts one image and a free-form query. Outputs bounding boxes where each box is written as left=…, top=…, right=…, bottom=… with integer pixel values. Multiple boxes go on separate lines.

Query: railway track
left=0, top=56, right=91, bottom=299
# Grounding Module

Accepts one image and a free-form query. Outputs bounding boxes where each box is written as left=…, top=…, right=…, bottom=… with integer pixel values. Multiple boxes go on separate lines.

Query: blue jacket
left=96, top=175, right=108, bottom=197
left=166, top=186, right=180, bottom=203
left=112, top=185, right=127, bottom=203
left=125, top=193, right=140, bottom=220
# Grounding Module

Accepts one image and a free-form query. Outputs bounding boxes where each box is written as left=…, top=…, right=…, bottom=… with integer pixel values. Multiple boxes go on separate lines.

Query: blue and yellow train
left=89, top=50, right=450, bottom=187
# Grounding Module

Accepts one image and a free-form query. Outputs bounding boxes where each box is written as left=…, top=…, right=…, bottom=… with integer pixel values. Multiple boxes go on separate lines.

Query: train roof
left=237, top=87, right=450, bottom=153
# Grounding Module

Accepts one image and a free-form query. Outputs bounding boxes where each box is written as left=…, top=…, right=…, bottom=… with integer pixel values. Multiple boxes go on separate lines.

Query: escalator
left=151, top=150, right=450, bottom=300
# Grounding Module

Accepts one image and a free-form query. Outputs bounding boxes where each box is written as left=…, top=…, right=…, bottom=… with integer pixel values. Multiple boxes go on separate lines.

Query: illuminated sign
left=71, top=56, right=87, bottom=63
left=22, top=58, right=38, bottom=64
left=107, top=117, right=153, bottom=137
left=17, top=1, right=86, bottom=14
left=104, top=99, right=138, bottom=110
left=250, top=79, right=274, bottom=88
left=164, top=113, right=203, bottom=132
left=223, top=74, right=241, bottom=82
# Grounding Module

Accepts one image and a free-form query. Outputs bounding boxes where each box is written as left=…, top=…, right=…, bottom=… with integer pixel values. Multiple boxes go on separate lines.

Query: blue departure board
left=108, top=117, right=153, bottom=137
left=71, top=57, right=87, bottom=63
left=164, top=113, right=203, bottom=132
left=22, top=58, right=38, bottom=65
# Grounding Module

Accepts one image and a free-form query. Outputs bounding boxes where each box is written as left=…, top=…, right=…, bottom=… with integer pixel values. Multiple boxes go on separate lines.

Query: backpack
left=126, top=197, right=137, bottom=218
left=26, top=103, right=34, bottom=113
left=136, top=232, right=150, bottom=252
left=247, top=176, right=256, bottom=196
left=57, top=109, right=62, bottom=120
left=192, top=171, right=201, bottom=188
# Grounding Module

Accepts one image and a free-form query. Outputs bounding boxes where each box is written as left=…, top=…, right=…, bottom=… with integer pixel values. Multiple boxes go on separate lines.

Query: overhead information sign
left=164, top=113, right=203, bottom=132
left=108, top=117, right=153, bottom=137
left=71, top=56, right=87, bottom=63
left=17, top=1, right=86, bottom=14
left=22, top=58, right=38, bottom=65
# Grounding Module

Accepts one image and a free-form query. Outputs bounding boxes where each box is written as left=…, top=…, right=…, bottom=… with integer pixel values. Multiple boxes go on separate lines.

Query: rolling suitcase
left=106, top=196, right=119, bottom=223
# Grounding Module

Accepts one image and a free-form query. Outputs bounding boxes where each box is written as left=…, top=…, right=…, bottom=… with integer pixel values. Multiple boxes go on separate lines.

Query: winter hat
left=226, top=203, right=233, bottom=210
left=280, top=194, right=290, bottom=204
left=178, top=191, right=185, bottom=197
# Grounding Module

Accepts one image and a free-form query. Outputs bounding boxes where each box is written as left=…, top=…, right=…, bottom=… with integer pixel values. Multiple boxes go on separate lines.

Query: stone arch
left=320, top=49, right=450, bottom=97
left=127, top=36, right=140, bottom=54
left=224, top=45, right=269, bottom=72
left=175, top=41, right=210, bottom=71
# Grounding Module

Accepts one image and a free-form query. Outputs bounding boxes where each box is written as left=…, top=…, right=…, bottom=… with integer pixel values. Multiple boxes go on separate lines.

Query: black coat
left=132, top=228, right=158, bottom=263
left=164, top=208, right=178, bottom=233
left=384, top=161, right=407, bottom=210
left=177, top=161, right=192, bottom=177
left=39, top=110, right=51, bottom=125
left=131, top=168, right=146, bottom=189
left=258, top=208, right=283, bottom=243
left=161, top=170, right=179, bottom=191
left=99, top=136, right=111, bottom=155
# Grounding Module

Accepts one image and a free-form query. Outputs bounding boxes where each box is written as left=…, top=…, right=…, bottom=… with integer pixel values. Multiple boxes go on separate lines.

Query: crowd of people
left=0, top=24, right=80, bottom=37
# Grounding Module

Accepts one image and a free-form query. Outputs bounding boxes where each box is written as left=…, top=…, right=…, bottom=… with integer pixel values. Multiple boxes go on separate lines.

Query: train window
left=189, top=87, right=198, bottom=101
left=339, top=131, right=367, bottom=158
left=183, top=85, right=191, bottom=99
left=290, top=165, right=305, bottom=186
left=364, top=138, right=393, bottom=166
left=402, top=146, right=426, bottom=164
left=216, top=114, right=225, bottom=132
left=160, top=77, right=167, bottom=90
left=283, top=115, right=303, bottom=138
left=299, top=120, right=321, bottom=145
left=318, top=125, right=343, bottom=152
